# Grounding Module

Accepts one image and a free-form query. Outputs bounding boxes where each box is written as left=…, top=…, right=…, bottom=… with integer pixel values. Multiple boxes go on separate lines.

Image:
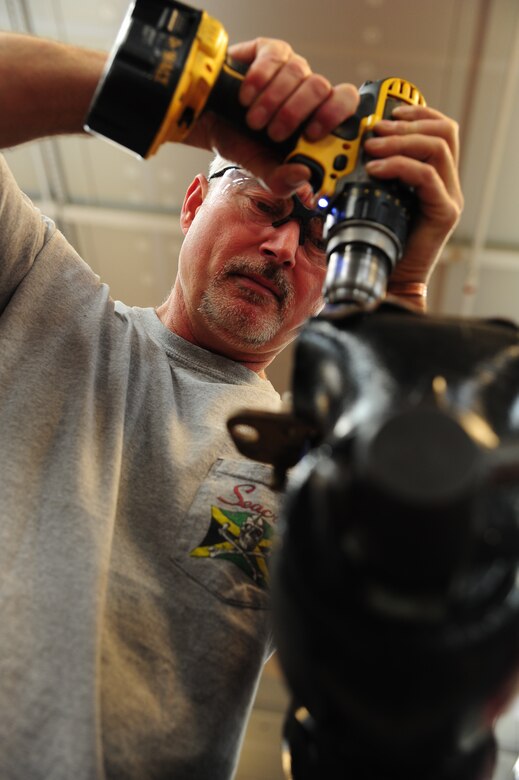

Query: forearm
left=0, top=32, right=106, bottom=148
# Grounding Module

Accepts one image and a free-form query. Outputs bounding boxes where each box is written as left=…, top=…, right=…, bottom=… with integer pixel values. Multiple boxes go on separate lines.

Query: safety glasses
left=209, top=166, right=326, bottom=267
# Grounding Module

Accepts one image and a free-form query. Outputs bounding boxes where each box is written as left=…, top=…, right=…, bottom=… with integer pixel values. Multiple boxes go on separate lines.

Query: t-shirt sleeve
left=0, top=152, right=56, bottom=315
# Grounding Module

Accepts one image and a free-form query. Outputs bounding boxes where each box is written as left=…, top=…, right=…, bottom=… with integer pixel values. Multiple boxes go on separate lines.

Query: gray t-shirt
left=0, top=154, right=283, bottom=779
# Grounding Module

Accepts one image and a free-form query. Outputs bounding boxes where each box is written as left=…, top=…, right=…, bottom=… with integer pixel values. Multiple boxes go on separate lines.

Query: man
left=0, top=29, right=462, bottom=780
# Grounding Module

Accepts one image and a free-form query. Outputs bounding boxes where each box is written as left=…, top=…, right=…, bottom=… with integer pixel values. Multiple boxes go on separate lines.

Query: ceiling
left=2, top=0, right=519, bottom=777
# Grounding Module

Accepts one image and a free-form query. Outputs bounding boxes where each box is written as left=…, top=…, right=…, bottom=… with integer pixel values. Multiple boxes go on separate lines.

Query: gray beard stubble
left=198, top=258, right=295, bottom=347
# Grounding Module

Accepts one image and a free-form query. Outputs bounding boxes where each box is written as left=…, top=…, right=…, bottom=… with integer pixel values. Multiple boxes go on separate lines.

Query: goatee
left=198, top=258, right=295, bottom=347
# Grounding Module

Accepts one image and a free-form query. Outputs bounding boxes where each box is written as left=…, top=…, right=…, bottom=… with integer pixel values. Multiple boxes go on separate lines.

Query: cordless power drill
left=85, top=0, right=425, bottom=309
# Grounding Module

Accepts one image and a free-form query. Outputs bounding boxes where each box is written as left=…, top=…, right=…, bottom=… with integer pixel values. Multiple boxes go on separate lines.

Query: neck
left=155, top=297, right=280, bottom=376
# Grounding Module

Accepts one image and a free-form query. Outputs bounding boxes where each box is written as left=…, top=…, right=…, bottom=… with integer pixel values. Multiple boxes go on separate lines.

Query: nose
left=259, top=219, right=301, bottom=268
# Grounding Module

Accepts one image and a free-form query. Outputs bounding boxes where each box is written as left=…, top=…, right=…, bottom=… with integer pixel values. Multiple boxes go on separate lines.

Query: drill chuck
left=324, top=234, right=397, bottom=307
left=322, top=180, right=416, bottom=307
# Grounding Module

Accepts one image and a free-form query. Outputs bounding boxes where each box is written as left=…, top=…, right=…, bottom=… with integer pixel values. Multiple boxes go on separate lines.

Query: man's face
left=176, top=169, right=326, bottom=362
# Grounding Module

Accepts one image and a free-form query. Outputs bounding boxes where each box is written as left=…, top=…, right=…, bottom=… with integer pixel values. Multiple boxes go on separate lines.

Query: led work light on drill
left=85, top=0, right=425, bottom=311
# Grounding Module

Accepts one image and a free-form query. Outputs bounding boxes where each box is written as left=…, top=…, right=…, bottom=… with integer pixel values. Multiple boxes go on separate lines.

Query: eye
left=253, top=198, right=278, bottom=216
left=246, top=193, right=287, bottom=221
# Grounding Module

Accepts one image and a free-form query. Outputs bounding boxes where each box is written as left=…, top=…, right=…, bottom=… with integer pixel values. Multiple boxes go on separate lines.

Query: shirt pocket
left=170, top=458, right=280, bottom=609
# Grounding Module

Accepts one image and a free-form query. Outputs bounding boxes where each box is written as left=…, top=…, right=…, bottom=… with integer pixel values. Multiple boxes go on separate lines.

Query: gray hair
left=208, top=153, right=239, bottom=179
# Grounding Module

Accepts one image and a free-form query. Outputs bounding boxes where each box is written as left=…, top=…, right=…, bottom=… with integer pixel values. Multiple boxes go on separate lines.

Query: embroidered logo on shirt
left=190, top=481, right=276, bottom=589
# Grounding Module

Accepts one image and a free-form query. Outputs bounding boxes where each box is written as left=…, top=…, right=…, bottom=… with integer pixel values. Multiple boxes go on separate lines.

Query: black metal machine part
left=268, top=306, right=519, bottom=780
left=229, top=304, right=519, bottom=780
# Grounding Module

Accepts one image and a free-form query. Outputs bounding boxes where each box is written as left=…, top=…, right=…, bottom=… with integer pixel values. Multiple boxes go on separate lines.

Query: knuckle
left=449, top=118, right=460, bottom=137
left=448, top=201, right=462, bottom=227
left=424, top=164, right=440, bottom=185
left=342, top=83, right=361, bottom=108
left=432, top=136, right=451, bottom=158
left=308, top=75, right=332, bottom=100
left=254, top=91, right=278, bottom=114
left=285, top=55, right=310, bottom=80
left=258, top=37, right=292, bottom=60
left=431, top=119, right=459, bottom=153
left=274, top=103, right=302, bottom=128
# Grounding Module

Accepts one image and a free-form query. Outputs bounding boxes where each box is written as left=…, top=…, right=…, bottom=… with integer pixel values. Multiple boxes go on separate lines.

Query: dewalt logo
left=153, top=36, right=182, bottom=87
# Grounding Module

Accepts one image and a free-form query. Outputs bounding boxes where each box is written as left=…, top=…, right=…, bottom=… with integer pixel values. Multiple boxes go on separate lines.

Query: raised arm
left=0, top=32, right=106, bottom=148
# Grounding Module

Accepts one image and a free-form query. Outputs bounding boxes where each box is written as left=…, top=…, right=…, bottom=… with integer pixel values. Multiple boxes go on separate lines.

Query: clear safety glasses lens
left=209, top=166, right=326, bottom=263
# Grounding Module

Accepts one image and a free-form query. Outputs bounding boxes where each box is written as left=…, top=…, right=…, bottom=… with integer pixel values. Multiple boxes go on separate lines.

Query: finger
left=245, top=63, right=321, bottom=133
left=254, top=77, right=358, bottom=143
left=365, top=155, right=462, bottom=227
left=364, top=134, right=462, bottom=207
left=194, top=111, right=313, bottom=195
left=228, top=38, right=293, bottom=107
left=228, top=39, right=359, bottom=142
left=373, top=112, right=460, bottom=166
left=304, top=83, right=360, bottom=140
left=262, top=73, right=332, bottom=141
left=392, top=104, right=448, bottom=122
left=263, top=162, right=315, bottom=197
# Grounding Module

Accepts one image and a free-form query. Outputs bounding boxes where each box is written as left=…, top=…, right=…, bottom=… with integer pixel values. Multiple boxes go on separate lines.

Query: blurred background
left=2, top=0, right=519, bottom=777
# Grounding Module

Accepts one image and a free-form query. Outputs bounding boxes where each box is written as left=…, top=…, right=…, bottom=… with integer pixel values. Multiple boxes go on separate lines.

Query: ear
left=180, top=174, right=210, bottom=235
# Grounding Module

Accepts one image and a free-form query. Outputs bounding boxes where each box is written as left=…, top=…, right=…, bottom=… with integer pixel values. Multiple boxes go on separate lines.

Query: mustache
left=221, top=258, right=294, bottom=307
